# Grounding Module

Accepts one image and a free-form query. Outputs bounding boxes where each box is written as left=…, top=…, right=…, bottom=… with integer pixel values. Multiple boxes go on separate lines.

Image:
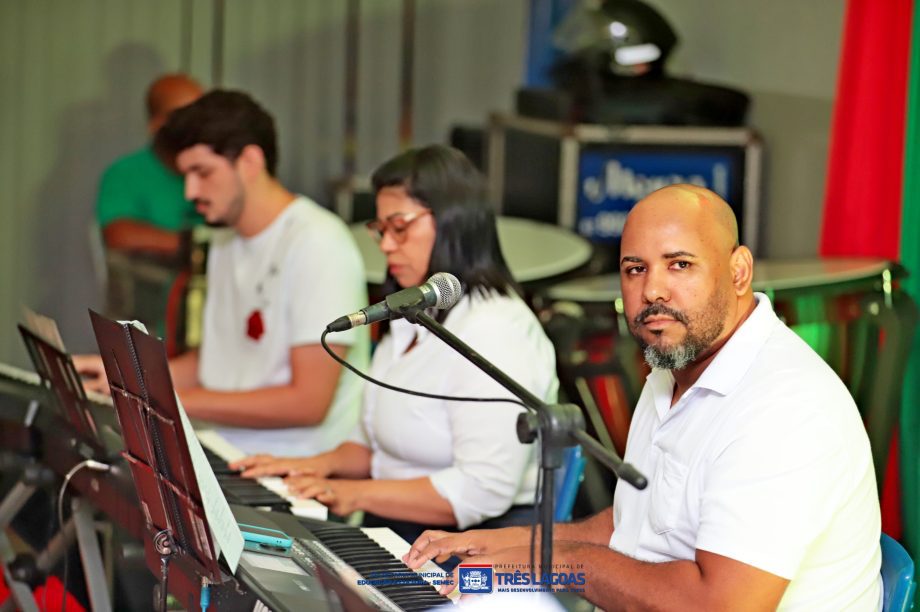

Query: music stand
left=88, top=310, right=223, bottom=611
left=17, top=325, right=106, bottom=457
left=0, top=325, right=113, bottom=610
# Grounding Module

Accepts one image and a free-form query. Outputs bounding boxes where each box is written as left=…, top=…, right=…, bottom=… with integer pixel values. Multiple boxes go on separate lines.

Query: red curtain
left=820, top=0, right=913, bottom=258
left=820, top=0, right=915, bottom=537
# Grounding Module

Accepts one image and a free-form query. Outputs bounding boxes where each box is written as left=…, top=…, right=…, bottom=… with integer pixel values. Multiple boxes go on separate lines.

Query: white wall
left=0, top=0, right=189, bottom=361
left=0, top=0, right=843, bottom=364
left=0, top=0, right=528, bottom=364
left=650, top=0, right=846, bottom=257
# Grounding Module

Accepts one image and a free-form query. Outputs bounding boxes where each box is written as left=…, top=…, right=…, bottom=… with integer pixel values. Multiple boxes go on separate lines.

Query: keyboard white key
left=0, top=359, right=115, bottom=409
left=196, top=429, right=329, bottom=521
left=362, top=527, right=460, bottom=603
left=86, top=388, right=114, bottom=406
left=0, top=361, right=41, bottom=386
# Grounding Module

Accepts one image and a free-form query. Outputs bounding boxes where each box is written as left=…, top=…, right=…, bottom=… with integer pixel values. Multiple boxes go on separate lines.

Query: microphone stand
left=409, top=310, right=647, bottom=578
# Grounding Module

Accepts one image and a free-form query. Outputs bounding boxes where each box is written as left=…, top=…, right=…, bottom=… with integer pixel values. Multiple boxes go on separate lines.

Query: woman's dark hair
left=371, top=144, right=519, bottom=300
left=154, top=89, right=279, bottom=176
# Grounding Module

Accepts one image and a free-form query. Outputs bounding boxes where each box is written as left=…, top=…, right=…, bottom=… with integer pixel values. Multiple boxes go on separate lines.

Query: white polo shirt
left=353, top=291, right=559, bottom=529
left=611, top=293, right=881, bottom=610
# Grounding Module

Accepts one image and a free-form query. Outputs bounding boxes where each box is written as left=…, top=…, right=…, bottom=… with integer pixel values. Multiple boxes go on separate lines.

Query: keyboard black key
left=292, top=531, right=453, bottom=611
left=202, top=446, right=291, bottom=511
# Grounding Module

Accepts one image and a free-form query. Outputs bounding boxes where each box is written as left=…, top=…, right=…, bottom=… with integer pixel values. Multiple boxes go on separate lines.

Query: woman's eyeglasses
left=365, top=210, right=431, bottom=243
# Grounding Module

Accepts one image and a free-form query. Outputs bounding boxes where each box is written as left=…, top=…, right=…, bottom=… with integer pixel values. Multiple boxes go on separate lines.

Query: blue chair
left=554, top=445, right=586, bottom=522
left=882, top=533, right=917, bottom=612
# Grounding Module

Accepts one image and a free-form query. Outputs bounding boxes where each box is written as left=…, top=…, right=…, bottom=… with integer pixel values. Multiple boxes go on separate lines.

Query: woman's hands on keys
left=72, top=354, right=109, bottom=394
left=230, top=454, right=333, bottom=478
left=284, top=476, right=363, bottom=516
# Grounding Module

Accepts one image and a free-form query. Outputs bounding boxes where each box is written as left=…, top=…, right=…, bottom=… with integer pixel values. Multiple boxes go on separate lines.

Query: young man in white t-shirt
left=404, top=184, right=882, bottom=610
left=78, top=90, right=368, bottom=456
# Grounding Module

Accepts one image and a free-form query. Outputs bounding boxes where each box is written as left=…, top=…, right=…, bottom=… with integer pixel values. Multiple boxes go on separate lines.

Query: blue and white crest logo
left=458, top=564, right=493, bottom=594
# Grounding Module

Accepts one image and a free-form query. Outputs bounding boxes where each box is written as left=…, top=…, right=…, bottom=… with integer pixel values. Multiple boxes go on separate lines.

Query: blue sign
left=576, top=150, right=736, bottom=241
left=458, top=564, right=493, bottom=594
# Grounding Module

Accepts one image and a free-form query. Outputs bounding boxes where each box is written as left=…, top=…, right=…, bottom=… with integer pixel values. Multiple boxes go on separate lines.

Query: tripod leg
left=0, top=482, right=39, bottom=612
left=71, top=498, right=112, bottom=612
left=35, top=520, right=76, bottom=573
left=0, top=482, right=36, bottom=527
left=0, top=552, right=39, bottom=612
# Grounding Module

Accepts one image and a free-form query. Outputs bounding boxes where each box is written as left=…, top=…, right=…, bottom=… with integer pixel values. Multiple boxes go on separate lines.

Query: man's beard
left=629, top=290, right=728, bottom=371
left=200, top=190, right=244, bottom=228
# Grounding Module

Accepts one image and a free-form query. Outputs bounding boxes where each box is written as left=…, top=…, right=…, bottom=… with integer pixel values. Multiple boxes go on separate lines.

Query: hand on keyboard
left=232, top=454, right=333, bottom=478
left=403, top=526, right=530, bottom=570
left=72, top=353, right=110, bottom=394
left=284, top=475, right=363, bottom=516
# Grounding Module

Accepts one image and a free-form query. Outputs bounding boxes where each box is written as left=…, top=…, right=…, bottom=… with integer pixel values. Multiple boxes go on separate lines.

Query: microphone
left=326, top=272, right=462, bottom=332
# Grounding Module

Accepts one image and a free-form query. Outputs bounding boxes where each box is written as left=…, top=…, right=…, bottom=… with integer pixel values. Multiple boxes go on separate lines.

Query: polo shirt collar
left=645, top=292, right=778, bottom=410
left=693, top=292, right=778, bottom=396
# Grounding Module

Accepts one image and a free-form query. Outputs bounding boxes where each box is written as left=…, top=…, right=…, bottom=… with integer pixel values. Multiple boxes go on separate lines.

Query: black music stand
left=17, top=326, right=106, bottom=457
left=0, top=325, right=113, bottom=612
left=88, top=311, right=224, bottom=612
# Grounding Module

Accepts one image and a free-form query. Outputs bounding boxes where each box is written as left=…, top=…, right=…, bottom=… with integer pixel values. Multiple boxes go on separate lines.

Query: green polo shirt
left=97, top=145, right=201, bottom=229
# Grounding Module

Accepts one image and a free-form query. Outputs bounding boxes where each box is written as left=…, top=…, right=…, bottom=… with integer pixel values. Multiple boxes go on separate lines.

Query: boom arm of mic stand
left=572, top=430, right=647, bottom=489
left=411, top=310, right=647, bottom=577
left=411, top=311, right=646, bottom=487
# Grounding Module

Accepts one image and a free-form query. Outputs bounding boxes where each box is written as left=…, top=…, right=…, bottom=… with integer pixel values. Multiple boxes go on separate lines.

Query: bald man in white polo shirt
left=404, top=184, right=882, bottom=610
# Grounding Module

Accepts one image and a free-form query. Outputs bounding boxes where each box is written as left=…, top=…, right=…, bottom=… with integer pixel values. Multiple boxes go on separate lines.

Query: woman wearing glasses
left=233, top=145, right=558, bottom=543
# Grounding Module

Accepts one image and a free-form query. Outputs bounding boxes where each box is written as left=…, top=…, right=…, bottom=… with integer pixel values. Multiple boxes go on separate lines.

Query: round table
left=350, top=216, right=593, bottom=284
left=541, top=258, right=896, bottom=303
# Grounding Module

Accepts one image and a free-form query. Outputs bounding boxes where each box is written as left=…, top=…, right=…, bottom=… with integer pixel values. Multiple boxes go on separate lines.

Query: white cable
left=83, top=460, right=111, bottom=473
left=57, top=459, right=111, bottom=612
left=57, top=458, right=112, bottom=540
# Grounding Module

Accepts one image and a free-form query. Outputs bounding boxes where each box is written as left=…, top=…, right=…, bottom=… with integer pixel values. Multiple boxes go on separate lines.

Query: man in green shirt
left=97, top=74, right=204, bottom=253
left=97, top=74, right=203, bottom=337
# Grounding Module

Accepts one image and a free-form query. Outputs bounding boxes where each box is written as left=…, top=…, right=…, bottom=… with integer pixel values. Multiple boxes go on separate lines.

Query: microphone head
left=426, top=272, right=463, bottom=309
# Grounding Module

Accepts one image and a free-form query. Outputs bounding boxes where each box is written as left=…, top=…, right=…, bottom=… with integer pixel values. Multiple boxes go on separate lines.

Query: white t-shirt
left=611, top=293, right=881, bottom=610
left=199, top=196, right=369, bottom=456
left=353, top=291, right=559, bottom=529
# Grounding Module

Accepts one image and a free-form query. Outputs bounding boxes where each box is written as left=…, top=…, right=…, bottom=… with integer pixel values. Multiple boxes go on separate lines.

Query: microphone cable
left=321, top=330, right=529, bottom=410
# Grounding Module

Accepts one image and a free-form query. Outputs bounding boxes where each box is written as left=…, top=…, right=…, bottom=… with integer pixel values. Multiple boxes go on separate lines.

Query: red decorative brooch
left=246, top=310, right=264, bottom=341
